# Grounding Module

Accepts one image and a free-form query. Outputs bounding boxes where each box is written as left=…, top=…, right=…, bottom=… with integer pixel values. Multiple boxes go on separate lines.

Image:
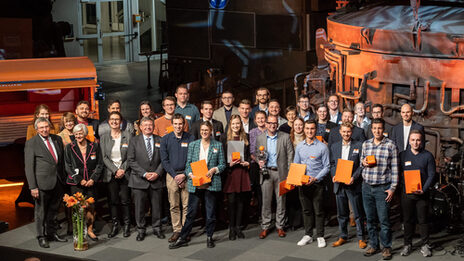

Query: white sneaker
left=317, top=237, right=326, bottom=248
left=297, top=235, right=313, bottom=246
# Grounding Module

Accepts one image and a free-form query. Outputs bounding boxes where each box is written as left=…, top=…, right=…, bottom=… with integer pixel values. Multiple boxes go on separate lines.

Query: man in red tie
left=25, top=117, right=67, bottom=248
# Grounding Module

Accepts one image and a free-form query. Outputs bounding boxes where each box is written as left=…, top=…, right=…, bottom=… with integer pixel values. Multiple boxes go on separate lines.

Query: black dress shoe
left=136, top=232, right=145, bottom=241
left=207, top=236, right=215, bottom=248
left=123, top=224, right=130, bottom=238
left=235, top=228, right=245, bottom=239
left=48, top=233, right=68, bottom=242
left=154, top=230, right=166, bottom=239
left=38, top=237, right=50, bottom=248
left=228, top=229, right=236, bottom=241
left=169, top=237, right=188, bottom=249
left=108, top=222, right=119, bottom=238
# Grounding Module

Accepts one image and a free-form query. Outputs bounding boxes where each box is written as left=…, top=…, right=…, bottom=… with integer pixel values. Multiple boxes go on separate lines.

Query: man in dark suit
left=328, top=109, right=366, bottom=145
left=238, top=99, right=256, bottom=133
left=366, top=104, right=393, bottom=139
left=190, top=100, right=223, bottom=140
left=329, top=122, right=366, bottom=249
left=128, top=116, right=166, bottom=241
left=25, top=117, right=67, bottom=248
left=390, top=104, right=425, bottom=153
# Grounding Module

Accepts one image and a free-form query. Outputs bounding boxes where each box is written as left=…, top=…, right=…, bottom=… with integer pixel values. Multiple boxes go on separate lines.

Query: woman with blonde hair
left=57, top=112, right=77, bottom=146
left=290, top=117, right=305, bottom=147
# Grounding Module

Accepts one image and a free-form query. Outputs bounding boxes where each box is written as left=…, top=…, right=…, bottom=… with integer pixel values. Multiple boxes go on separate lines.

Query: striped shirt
left=361, top=137, right=399, bottom=191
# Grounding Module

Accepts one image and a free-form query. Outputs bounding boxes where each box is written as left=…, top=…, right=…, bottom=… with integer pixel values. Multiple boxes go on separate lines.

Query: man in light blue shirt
left=174, top=85, right=200, bottom=126
left=294, top=119, right=330, bottom=248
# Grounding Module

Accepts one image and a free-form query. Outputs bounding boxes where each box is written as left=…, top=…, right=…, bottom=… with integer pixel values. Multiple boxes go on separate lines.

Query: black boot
left=108, top=219, right=119, bottom=238
left=123, top=223, right=130, bottom=237
left=228, top=228, right=236, bottom=240
left=235, top=227, right=245, bottom=239
left=207, top=236, right=215, bottom=248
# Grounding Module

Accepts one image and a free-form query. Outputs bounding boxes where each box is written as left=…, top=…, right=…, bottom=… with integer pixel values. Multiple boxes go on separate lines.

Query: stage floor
left=0, top=220, right=463, bottom=261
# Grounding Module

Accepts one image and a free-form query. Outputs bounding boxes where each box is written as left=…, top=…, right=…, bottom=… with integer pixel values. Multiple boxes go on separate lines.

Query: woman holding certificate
left=221, top=115, right=251, bottom=240
left=169, top=121, right=226, bottom=249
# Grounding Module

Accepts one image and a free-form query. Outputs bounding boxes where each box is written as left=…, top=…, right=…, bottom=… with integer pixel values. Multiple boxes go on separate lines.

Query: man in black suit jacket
left=366, top=104, right=393, bottom=139
left=190, top=100, right=223, bottom=140
left=328, top=109, right=366, bottom=145
left=24, top=117, right=67, bottom=248
left=329, top=122, right=366, bottom=248
left=390, top=104, right=425, bottom=153
left=128, top=116, right=166, bottom=241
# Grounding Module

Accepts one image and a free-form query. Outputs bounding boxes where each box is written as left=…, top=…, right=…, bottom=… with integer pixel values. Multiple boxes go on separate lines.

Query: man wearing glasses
left=366, top=104, right=393, bottom=139
left=255, top=115, right=294, bottom=239
left=154, top=96, right=189, bottom=137
left=213, top=90, right=239, bottom=130
left=251, top=87, right=271, bottom=120
left=297, top=94, right=312, bottom=121
left=327, top=95, right=342, bottom=125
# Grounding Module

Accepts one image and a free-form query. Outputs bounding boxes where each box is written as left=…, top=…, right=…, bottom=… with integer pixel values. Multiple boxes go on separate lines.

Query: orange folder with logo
left=286, top=163, right=307, bottom=186
left=279, top=179, right=295, bottom=196
left=366, top=155, right=376, bottom=166
left=232, top=152, right=241, bottom=161
left=316, top=136, right=323, bottom=142
left=404, top=170, right=422, bottom=194
left=334, top=159, right=354, bottom=184
left=190, top=159, right=211, bottom=186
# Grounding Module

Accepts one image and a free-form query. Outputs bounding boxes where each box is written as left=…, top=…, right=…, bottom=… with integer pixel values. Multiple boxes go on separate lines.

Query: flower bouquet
left=63, top=192, right=94, bottom=251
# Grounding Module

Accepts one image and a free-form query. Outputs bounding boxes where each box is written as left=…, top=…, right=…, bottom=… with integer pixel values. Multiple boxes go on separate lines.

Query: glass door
left=78, top=0, right=130, bottom=64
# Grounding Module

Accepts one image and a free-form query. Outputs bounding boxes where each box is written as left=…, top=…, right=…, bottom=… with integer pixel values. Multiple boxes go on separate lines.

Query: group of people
left=25, top=85, right=436, bottom=259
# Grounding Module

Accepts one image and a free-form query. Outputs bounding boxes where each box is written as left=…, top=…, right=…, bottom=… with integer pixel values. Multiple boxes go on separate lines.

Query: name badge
left=181, top=142, right=188, bottom=147
left=122, top=143, right=128, bottom=148
left=213, top=148, right=218, bottom=153
left=383, top=132, right=389, bottom=137
left=90, top=155, right=96, bottom=160
left=216, top=131, right=221, bottom=136
left=405, top=161, right=412, bottom=166
left=353, top=149, right=359, bottom=154
left=155, top=143, right=161, bottom=148
left=185, top=115, right=192, bottom=120
left=326, top=128, right=330, bottom=133
left=338, top=121, right=342, bottom=125
left=310, top=156, right=316, bottom=159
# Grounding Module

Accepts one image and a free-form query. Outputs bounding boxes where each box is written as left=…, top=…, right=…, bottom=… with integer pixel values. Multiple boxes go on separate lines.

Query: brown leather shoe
left=358, top=240, right=367, bottom=249
left=259, top=229, right=268, bottom=239
left=350, top=217, right=356, bottom=227
left=382, top=247, right=392, bottom=260
left=364, top=246, right=380, bottom=257
left=332, top=238, right=346, bottom=247
left=277, top=229, right=286, bottom=238
left=168, top=232, right=180, bottom=243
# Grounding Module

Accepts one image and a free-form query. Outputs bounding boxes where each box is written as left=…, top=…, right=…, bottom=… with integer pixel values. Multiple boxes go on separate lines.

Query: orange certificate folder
left=316, top=136, right=323, bottom=142
left=404, top=170, right=422, bottom=194
left=334, top=159, right=354, bottom=184
left=366, top=155, right=376, bottom=166
left=190, top=159, right=211, bottom=185
left=279, top=179, right=295, bottom=196
left=286, top=163, right=307, bottom=186
left=232, top=152, right=241, bottom=161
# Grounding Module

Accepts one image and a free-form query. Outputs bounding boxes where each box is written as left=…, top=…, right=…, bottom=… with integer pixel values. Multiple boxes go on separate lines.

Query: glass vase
left=73, top=207, right=88, bottom=251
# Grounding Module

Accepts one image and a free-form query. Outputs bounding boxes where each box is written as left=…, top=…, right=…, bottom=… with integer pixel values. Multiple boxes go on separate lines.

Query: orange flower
left=63, top=193, right=70, bottom=203
left=66, top=196, right=77, bottom=207
left=74, top=192, right=84, bottom=201
left=86, top=197, right=95, bottom=204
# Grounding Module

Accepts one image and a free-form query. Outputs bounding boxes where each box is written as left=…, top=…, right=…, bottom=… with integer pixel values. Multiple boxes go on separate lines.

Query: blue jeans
left=180, top=189, right=216, bottom=238
left=362, top=183, right=392, bottom=249
left=335, top=186, right=365, bottom=240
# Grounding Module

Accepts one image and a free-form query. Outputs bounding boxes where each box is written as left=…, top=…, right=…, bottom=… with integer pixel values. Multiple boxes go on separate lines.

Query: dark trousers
left=35, top=183, right=62, bottom=238
left=362, top=183, right=391, bottom=249
left=107, top=178, right=131, bottom=225
left=299, top=183, right=325, bottom=237
left=180, top=189, right=216, bottom=238
left=132, top=187, right=162, bottom=233
left=401, top=192, right=429, bottom=245
left=335, top=185, right=365, bottom=240
left=227, top=192, right=245, bottom=228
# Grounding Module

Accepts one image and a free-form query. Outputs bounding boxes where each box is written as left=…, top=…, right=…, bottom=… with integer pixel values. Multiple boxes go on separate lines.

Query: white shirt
left=40, top=135, right=58, bottom=161
left=330, top=112, right=339, bottom=124
left=111, top=136, right=122, bottom=169
left=242, top=119, right=250, bottom=133
left=341, top=141, right=350, bottom=160
left=199, top=142, right=209, bottom=161
left=403, top=124, right=411, bottom=150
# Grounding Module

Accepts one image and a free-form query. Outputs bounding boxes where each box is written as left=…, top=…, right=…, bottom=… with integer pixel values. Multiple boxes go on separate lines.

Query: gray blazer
left=24, top=134, right=64, bottom=190
left=127, top=134, right=165, bottom=189
left=213, top=106, right=239, bottom=130
left=100, top=130, right=132, bottom=183
left=255, top=131, right=294, bottom=184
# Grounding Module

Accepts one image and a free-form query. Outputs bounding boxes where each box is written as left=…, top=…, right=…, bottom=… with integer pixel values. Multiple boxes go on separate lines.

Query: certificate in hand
left=334, top=159, right=354, bottom=184
left=227, top=140, right=244, bottom=163
left=190, top=159, right=211, bottom=186
left=404, top=170, right=422, bottom=194
left=286, top=163, right=307, bottom=186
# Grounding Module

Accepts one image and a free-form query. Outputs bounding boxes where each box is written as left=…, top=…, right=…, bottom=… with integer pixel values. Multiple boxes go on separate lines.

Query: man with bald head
left=390, top=104, right=425, bottom=153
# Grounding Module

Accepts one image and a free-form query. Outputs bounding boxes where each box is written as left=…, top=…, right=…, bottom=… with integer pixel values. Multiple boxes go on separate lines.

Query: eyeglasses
left=266, top=122, right=278, bottom=125
left=109, top=118, right=121, bottom=122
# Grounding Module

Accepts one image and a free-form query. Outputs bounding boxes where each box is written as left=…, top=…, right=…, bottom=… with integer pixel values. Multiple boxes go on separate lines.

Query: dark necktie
left=146, top=137, right=152, bottom=160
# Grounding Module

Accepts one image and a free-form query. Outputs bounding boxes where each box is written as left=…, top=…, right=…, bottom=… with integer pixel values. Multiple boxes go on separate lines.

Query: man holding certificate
left=294, top=119, right=330, bottom=248
left=329, top=122, right=366, bottom=249
left=399, top=130, right=436, bottom=257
